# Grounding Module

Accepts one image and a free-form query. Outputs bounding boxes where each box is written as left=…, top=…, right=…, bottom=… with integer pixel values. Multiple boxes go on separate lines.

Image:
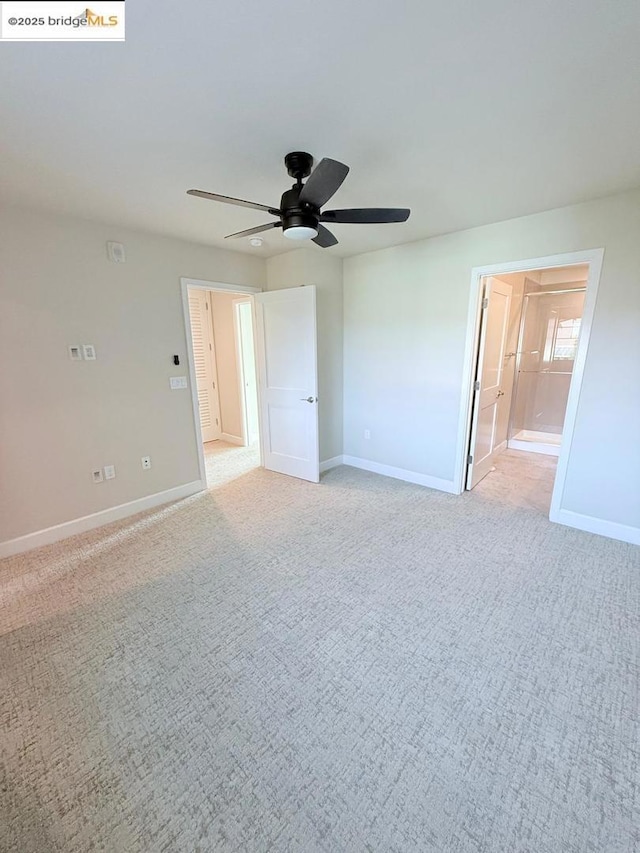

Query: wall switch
left=364, top=429, right=371, bottom=440
left=69, top=345, right=83, bottom=361
left=141, top=456, right=151, bottom=470
left=82, top=344, right=96, bottom=361
left=170, top=376, right=188, bottom=390
left=92, top=469, right=104, bottom=483
left=103, top=464, right=116, bottom=480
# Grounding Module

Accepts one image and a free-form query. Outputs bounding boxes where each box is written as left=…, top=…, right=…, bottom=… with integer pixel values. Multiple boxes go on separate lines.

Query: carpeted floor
left=204, top=440, right=261, bottom=489
left=1, top=452, right=638, bottom=852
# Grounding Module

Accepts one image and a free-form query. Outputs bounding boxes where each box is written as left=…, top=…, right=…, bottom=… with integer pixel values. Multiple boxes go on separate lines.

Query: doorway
left=181, top=278, right=321, bottom=487
left=183, top=280, right=262, bottom=489
left=457, top=250, right=603, bottom=519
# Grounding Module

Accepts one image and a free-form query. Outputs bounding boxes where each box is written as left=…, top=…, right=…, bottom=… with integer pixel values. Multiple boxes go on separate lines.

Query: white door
left=235, top=300, right=260, bottom=445
left=188, top=288, right=222, bottom=443
left=254, top=286, right=319, bottom=482
left=467, top=277, right=512, bottom=488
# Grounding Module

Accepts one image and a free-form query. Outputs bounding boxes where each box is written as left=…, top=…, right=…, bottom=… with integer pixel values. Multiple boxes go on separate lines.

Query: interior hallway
left=204, top=440, right=261, bottom=489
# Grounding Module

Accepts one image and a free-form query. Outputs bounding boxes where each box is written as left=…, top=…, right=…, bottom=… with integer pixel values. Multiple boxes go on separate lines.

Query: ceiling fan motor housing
left=280, top=185, right=319, bottom=233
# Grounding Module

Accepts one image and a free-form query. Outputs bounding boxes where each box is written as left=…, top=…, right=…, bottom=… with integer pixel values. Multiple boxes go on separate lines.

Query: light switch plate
left=69, top=345, right=83, bottom=361
left=103, top=464, right=116, bottom=480
left=170, top=376, right=188, bottom=390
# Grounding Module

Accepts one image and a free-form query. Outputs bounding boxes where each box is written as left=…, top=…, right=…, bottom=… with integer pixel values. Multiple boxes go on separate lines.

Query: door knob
left=300, top=396, right=317, bottom=403
left=496, top=390, right=505, bottom=397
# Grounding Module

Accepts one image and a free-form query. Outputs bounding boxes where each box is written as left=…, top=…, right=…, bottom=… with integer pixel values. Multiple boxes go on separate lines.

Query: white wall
left=344, top=189, right=640, bottom=532
left=266, top=249, right=343, bottom=462
left=0, top=205, right=265, bottom=545
left=210, top=290, right=244, bottom=441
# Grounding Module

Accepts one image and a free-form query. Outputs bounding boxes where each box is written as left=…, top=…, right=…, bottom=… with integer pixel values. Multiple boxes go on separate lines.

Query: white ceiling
left=1, top=0, right=639, bottom=258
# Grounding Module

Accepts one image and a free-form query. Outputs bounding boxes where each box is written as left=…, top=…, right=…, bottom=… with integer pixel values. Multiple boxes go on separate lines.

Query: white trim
left=320, top=455, right=344, bottom=473
left=343, top=455, right=457, bottom=494
left=455, top=249, right=605, bottom=522
left=551, top=509, right=640, bottom=546
left=0, top=480, right=206, bottom=559
left=232, top=297, right=255, bottom=448
left=220, top=432, right=244, bottom=446
left=547, top=252, right=603, bottom=518
left=180, top=277, right=264, bottom=486
left=180, top=277, right=261, bottom=295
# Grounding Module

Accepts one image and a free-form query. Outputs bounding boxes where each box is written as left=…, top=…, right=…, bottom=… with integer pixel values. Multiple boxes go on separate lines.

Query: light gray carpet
left=1, top=456, right=639, bottom=852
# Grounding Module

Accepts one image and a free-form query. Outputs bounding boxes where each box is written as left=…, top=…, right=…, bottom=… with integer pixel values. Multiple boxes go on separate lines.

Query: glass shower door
left=509, top=289, right=585, bottom=453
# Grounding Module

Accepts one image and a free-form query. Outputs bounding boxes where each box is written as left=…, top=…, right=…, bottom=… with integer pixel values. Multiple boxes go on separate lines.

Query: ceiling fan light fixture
left=283, top=225, right=318, bottom=241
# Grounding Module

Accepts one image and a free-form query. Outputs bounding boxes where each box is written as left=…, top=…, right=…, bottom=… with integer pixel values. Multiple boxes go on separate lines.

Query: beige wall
left=344, top=189, right=640, bottom=531
left=0, top=205, right=265, bottom=543
left=210, top=291, right=244, bottom=440
left=266, top=249, right=344, bottom=462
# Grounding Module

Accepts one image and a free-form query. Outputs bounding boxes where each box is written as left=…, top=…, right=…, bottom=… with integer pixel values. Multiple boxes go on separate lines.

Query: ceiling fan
left=187, top=152, right=410, bottom=248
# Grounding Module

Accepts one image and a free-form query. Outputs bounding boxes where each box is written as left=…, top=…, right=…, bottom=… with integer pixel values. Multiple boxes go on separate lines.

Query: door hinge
left=212, top=381, right=216, bottom=389
left=215, top=418, right=219, bottom=425
left=209, top=343, right=212, bottom=350
left=205, top=301, right=209, bottom=310
left=474, top=380, right=480, bottom=391
left=481, top=298, right=488, bottom=310
left=467, top=454, right=473, bottom=464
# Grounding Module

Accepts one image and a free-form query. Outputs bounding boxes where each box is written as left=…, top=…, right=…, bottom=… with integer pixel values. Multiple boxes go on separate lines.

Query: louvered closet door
left=188, top=289, right=222, bottom=443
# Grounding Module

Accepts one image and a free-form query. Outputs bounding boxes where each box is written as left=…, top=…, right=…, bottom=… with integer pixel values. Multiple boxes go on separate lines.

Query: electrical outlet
left=141, top=456, right=151, bottom=470
left=82, top=344, right=96, bottom=361
left=103, top=464, right=116, bottom=480
left=364, top=429, right=371, bottom=440
left=169, top=376, right=188, bottom=390
left=92, top=469, right=103, bottom=483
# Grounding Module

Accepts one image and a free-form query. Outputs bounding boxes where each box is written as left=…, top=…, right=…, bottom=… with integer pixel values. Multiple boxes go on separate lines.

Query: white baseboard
left=0, top=480, right=206, bottom=559
left=320, top=455, right=344, bottom=473
left=342, top=455, right=458, bottom=494
left=221, top=433, right=244, bottom=446
left=550, top=508, right=640, bottom=546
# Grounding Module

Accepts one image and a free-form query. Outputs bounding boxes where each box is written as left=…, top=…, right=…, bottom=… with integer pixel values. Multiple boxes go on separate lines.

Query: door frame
left=232, top=297, right=259, bottom=448
left=454, top=249, right=604, bottom=521
left=180, top=278, right=262, bottom=487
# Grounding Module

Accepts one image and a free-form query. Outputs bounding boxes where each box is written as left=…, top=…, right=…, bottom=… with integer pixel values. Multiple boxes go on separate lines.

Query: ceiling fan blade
left=312, top=224, right=339, bottom=248
left=225, top=221, right=282, bottom=239
left=299, top=158, right=349, bottom=209
left=187, top=189, right=279, bottom=215
left=321, top=208, right=410, bottom=224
